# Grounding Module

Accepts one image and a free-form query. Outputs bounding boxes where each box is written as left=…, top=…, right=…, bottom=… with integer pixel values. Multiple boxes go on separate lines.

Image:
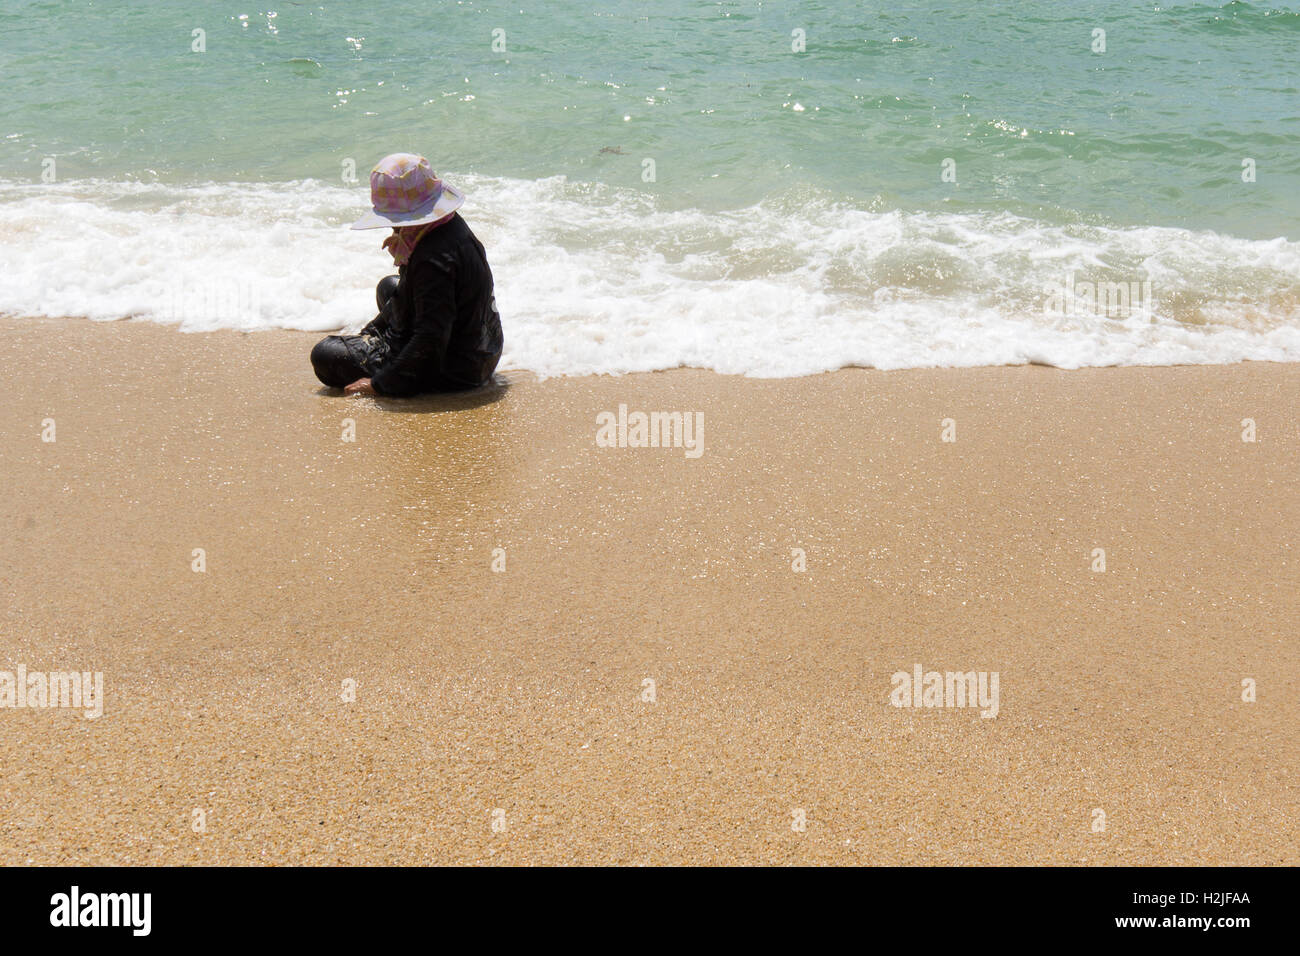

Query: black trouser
left=310, top=276, right=400, bottom=388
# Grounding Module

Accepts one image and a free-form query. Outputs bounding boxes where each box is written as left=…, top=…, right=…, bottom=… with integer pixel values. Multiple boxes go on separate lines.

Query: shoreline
left=1, top=315, right=1297, bottom=865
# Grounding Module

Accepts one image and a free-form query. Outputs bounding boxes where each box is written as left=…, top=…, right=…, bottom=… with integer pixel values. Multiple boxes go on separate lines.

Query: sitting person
left=311, top=153, right=503, bottom=396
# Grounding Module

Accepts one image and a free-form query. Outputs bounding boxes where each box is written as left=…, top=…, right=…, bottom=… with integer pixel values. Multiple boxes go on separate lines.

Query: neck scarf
left=382, top=212, right=454, bottom=265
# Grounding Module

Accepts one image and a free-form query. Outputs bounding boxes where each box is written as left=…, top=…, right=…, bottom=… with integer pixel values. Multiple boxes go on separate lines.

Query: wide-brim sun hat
left=350, top=152, right=465, bottom=230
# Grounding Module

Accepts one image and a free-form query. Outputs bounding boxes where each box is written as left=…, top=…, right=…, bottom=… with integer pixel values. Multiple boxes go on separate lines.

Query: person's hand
left=344, top=377, right=376, bottom=396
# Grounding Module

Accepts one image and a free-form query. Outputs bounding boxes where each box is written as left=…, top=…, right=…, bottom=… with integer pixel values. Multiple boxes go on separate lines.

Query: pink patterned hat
left=350, top=153, right=465, bottom=230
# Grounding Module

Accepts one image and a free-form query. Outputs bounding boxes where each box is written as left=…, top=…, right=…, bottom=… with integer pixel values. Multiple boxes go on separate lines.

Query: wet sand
left=1, top=315, right=1296, bottom=865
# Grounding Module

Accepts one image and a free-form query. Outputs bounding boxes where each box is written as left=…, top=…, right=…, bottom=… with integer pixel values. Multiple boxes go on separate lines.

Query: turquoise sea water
left=2, top=0, right=1299, bottom=374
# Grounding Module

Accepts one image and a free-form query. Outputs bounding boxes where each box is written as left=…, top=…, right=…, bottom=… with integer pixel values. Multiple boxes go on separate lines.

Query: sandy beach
left=0, top=314, right=1296, bottom=865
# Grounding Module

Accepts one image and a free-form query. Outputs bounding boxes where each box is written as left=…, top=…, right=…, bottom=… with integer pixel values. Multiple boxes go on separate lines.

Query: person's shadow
left=315, top=373, right=511, bottom=413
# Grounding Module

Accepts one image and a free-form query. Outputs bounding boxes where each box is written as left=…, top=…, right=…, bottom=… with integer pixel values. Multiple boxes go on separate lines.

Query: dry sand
left=1, top=314, right=1296, bottom=865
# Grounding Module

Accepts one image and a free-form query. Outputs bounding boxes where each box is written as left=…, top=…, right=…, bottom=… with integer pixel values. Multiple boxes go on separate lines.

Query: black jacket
left=365, top=213, right=503, bottom=396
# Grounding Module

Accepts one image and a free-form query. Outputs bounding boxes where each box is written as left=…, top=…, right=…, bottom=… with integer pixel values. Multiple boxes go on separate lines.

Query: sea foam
left=2, top=175, right=1298, bottom=377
